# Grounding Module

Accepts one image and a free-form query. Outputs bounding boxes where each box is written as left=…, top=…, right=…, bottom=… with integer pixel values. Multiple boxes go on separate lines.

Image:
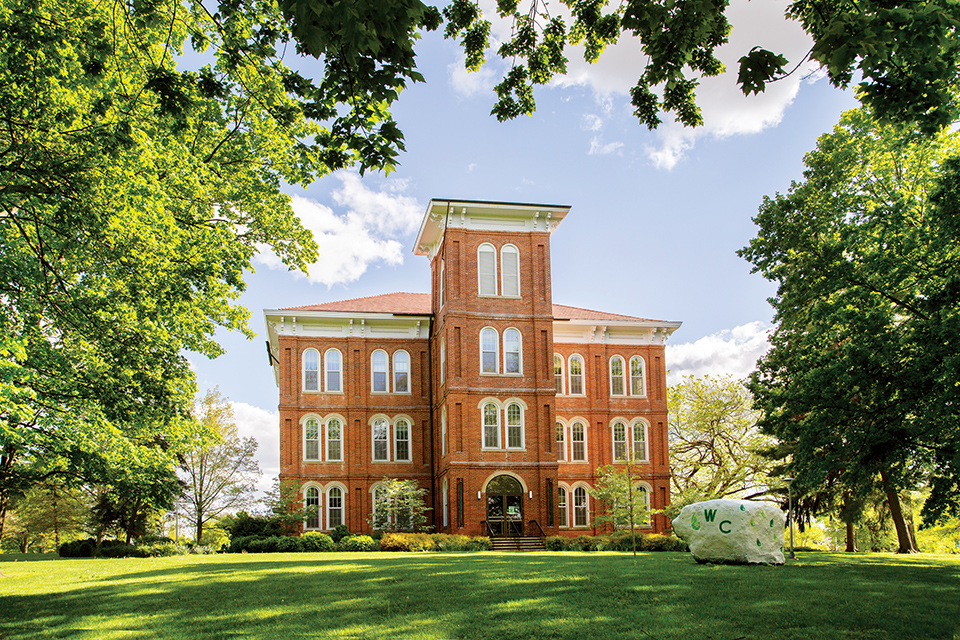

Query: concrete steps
left=489, top=536, right=546, bottom=552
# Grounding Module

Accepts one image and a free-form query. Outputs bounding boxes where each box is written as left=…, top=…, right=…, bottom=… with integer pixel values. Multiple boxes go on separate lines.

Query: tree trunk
left=845, top=521, right=857, bottom=552
left=0, top=444, right=16, bottom=540
left=879, top=470, right=918, bottom=553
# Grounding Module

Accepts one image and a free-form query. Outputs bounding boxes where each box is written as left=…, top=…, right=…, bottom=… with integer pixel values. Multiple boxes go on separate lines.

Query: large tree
left=179, top=388, right=260, bottom=543
left=739, top=107, right=960, bottom=553
left=668, top=375, right=777, bottom=507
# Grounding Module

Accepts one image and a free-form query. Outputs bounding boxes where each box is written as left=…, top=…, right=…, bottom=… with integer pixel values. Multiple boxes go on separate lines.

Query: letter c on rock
left=719, top=520, right=732, bottom=534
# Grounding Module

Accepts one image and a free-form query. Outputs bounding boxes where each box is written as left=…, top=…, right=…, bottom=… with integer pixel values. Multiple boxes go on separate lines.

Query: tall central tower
left=415, top=199, right=571, bottom=537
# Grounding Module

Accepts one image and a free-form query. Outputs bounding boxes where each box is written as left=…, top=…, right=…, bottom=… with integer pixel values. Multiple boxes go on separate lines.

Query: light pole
left=784, top=477, right=795, bottom=559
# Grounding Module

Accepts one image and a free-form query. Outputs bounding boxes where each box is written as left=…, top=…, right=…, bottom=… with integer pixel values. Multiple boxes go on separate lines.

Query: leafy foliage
left=370, top=478, right=431, bottom=532
left=739, top=107, right=960, bottom=548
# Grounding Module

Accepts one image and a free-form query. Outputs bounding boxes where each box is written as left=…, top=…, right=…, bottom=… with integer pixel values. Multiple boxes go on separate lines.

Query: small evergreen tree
left=370, top=478, right=431, bottom=532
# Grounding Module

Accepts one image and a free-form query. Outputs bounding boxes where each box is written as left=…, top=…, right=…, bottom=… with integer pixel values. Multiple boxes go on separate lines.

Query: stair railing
left=481, top=520, right=496, bottom=538
left=528, top=519, right=546, bottom=538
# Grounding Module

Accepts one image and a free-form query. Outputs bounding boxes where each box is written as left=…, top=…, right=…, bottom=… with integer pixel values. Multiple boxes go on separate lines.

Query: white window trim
left=611, top=419, right=628, bottom=463
left=393, top=350, right=412, bottom=395
left=572, top=483, right=591, bottom=528
left=504, top=401, right=526, bottom=450
left=503, top=327, right=523, bottom=375
left=609, top=355, right=626, bottom=396
left=302, top=348, right=321, bottom=393
left=632, top=419, right=650, bottom=463
left=325, top=483, right=346, bottom=531
left=568, top=354, right=585, bottom=396
left=556, top=419, right=567, bottom=462
left=371, top=349, right=389, bottom=393
left=481, top=399, right=503, bottom=450
left=439, top=258, right=445, bottom=309
left=500, top=243, right=521, bottom=298
left=440, top=337, right=446, bottom=386
left=303, top=483, right=323, bottom=530
left=637, top=481, right=653, bottom=527
left=442, top=477, right=449, bottom=528
left=303, top=415, right=322, bottom=461
left=441, top=405, right=447, bottom=457
left=477, top=243, right=498, bottom=297
left=557, top=483, right=570, bottom=529
left=630, top=356, right=647, bottom=397
left=394, top=417, right=413, bottom=462
left=569, top=419, right=588, bottom=463
left=371, top=416, right=391, bottom=462
left=324, top=416, right=344, bottom=462
left=554, top=354, right=565, bottom=396
left=324, top=348, right=343, bottom=394
left=480, top=327, right=499, bottom=375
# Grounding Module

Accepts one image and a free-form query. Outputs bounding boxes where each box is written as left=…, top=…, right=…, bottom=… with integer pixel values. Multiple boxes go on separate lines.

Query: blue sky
left=188, top=0, right=860, bottom=488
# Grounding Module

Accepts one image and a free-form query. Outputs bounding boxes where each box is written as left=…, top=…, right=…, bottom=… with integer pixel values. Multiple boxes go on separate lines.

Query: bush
left=330, top=524, right=351, bottom=543
left=339, top=535, right=379, bottom=552
left=226, top=512, right=295, bottom=538
left=275, top=536, right=303, bottom=553
left=139, top=541, right=185, bottom=557
left=544, top=532, right=689, bottom=553
left=300, top=532, right=336, bottom=552
left=98, top=540, right=147, bottom=558
left=379, top=532, right=437, bottom=552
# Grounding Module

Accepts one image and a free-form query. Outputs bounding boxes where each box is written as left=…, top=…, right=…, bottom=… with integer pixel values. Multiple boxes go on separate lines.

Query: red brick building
left=264, top=199, right=681, bottom=538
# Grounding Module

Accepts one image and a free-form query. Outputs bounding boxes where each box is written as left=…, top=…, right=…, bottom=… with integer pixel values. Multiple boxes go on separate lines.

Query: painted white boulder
left=672, top=499, right=786, bottom=565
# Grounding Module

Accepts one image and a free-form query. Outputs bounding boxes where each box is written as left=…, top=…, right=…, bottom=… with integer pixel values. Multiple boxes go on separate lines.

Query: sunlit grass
left=1, top=551, right=959, bottom=639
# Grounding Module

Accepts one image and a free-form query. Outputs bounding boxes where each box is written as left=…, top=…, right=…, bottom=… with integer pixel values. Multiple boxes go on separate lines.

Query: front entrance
left=486, top=475, right=523, bottom=537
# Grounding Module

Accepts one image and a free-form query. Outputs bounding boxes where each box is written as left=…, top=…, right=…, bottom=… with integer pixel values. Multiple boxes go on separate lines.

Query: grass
left=1, top=551, right=959, bottom=640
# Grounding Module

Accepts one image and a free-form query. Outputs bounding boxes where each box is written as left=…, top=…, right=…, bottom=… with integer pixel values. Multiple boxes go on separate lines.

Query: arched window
left=610, top=356, right=625, bottom=396
left=327, top=486, right=343, bottom=529
left=478, top=243, right=497, bottom=296
left=573, top=486, right=588, bottom=527
left=503, top=328, right=521, bottom=374
left=569, top=355, right=584, bottom=395
left=632, top=421, right=648, bottom=461
left=556, top=422, right=566, bottom=461
left=441, top=405, right=448, bottom=457
left=371, top=484, right=389, bottom=529
left=395, top=418, right=411, bottom=462
left=305, top=418, right=320, bottom=460
left=613, top=421, right=627, bottom=462
left=372, top=418, right=389, bottom=461
left=630, top=356, right=646, bottom=396
left=304, top=486, right=320, bottom=529
left=501, top=244, right=520, bottom=296
left=506, top=402, right=523, bottom=449
left=393, top=350, right=410, bottom=394
left=325, top=349, right=342, bottom=393
left=303, top=349, right=320, bottom=391
left=571, top=421, right=586, bottom=461
left=439, top=259, right=445, bottom=308
left=326, top=418, right=342, bottom=462
left=480, top=328, right=499, bottom=374
left=371, top=350, right=388, bottom=393
left=554, top=354, right=564, bottom=394
left=558, top=486, right=568, bottom=528
left=483, top=402, right=500, bottom=448
left=639, top=484, right=652, bottom=525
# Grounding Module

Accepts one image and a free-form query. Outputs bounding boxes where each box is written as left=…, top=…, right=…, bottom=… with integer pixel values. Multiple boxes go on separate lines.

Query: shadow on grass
left=1, top=552, right=958, bottom=640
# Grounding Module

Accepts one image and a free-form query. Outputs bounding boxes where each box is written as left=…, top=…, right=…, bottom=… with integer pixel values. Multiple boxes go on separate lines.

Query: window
left=610, top=356, right=625, bottom=396
left=326, top=418, right=342, bottom=462
left=556, top=422, right=566, bottom=461
left=303, top=349, right=319, bottom=391
left=327, top=486, right=343, bottom=529
left=503, top=328, right=521, bottom=374
left=304, top=486, right=320, bottom=529
left=613, top=421, right=627, bottom=462
left=325, top=349, right=342, bottom=392
left=372, top=350, right=388, bottom=392
left=393, top=350, right=410, bottom=394
left=639, top=484, right=652, bottom=525
left=440, top=259, right=445, bottom=308
left=630, top=356, right=646, bottom=396
left=632, top=421, right=648, bottom=461
left=478, top=243, right=497, bottom=295
left=441, top=405, right=447, bottom=456
left=506, top=402, right=523, bottom=448
left=569, top=355, right=584, bottom=395
left=372, top=484, right=388, bottom=528
left=554, top=354, right=564, bottom=394
left=573, top=486, right=588, bottom=527
left=483, top=403, right=500, bottom=448
left=373, top=418, right=389, bottom=461
left=395, top=419, right=411, bottom=462
left=442, top=478, right=449, bottom=528
left=440, top=337, right=446, bottom=385
left=571, top=421, right=586, bottom=461
left=305, top=418, right=320, bottom=460
left=481, top=328, right=498, bottom=374
left=501, top=244, right=520, bottom=296
left=558, top=486, right=568, bottom=528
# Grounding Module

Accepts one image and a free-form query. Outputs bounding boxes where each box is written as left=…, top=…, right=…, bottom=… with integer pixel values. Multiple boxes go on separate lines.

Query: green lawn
left=1, top=551, right=958, bottom=640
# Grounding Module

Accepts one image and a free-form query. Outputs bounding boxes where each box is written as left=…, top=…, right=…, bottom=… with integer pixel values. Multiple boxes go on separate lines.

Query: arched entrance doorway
left=486, top=475, right=523, bottom=537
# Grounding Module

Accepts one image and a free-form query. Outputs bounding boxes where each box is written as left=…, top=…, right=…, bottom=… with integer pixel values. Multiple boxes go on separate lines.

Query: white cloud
left=667, top=321, right=772, bottom=384
left=582, top=114, right=604, bottom=131
left=232, top=402, right=280, bottom=496
left=449, top=53, right=499, bottom=97
left=254, top=172, right=423, bottom=287
left=588, top=137, right=624, bottom=155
